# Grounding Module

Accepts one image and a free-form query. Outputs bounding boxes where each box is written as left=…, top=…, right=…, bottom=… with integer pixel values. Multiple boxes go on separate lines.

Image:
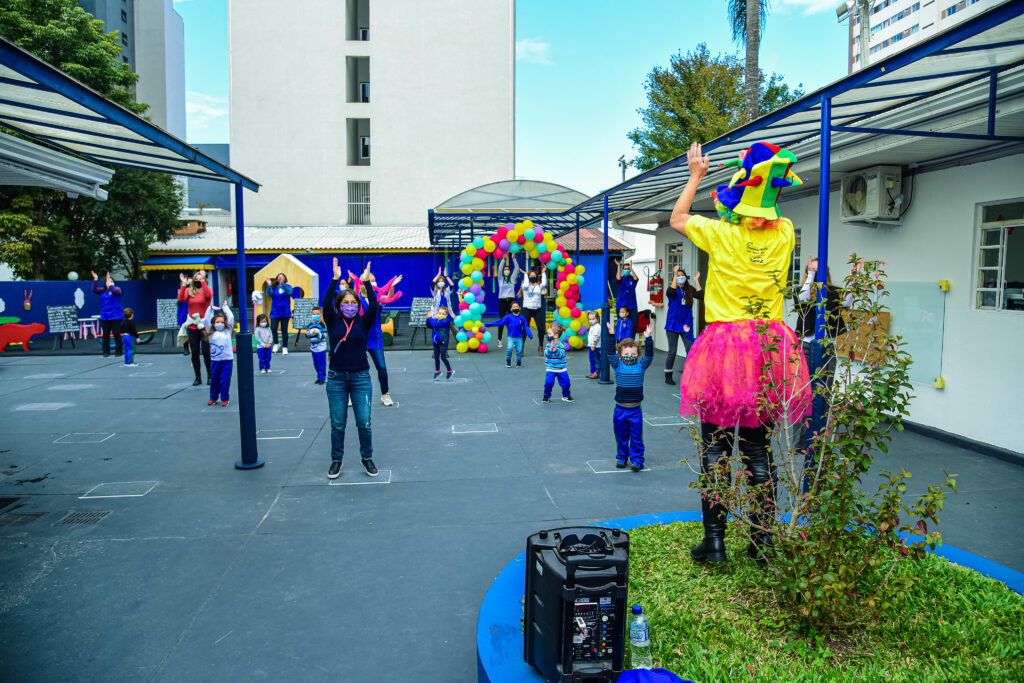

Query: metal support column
left=804, top=96, right=832, bottom=491
left=599, top=195, right=612, bottom=384
left=233, top=183, right=264, bottom=470
left=574, top=212, right=580, bottom=265
left=988, top=70, right=998, bottom=136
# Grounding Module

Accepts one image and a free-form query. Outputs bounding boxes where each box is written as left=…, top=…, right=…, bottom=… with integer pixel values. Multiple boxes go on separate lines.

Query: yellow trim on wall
left=140, top=263, right=216, bottom=271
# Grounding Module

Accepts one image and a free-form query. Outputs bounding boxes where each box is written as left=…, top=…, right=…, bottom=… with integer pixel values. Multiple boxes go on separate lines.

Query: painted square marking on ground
left=430, top=376, right=468, bottom=384
left=54, top=432, right=116, bottom=444
left=644, top=415, right=691, bottom=427
left=79, top=481, right=158, bottom=499
left=531, top=397, right=576, bottom=405
left=47, top=384, right=97, bottom=392
left=328, top=469, right=392, bottom=486
left=452, top=423, right=498, bottom=434
left=24, top=373, right=66, bottom=379
left=130, top=371, right=165, bottom=378
left=256, top=428, right=304, bottom=440
left=586, top=459, right=651, bottom=474
left=14, top=403, right=73, bottom=412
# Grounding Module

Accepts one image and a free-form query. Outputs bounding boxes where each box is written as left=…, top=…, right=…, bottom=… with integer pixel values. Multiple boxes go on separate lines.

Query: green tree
left=728, top=0, right=770, bottom=123
left=0, top=0, right=183, bottom=280
left=628, top=44, right=802, bottom=172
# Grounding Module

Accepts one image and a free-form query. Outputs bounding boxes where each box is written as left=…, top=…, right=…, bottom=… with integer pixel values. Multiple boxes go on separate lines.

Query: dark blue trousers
left=210, top=359, right=232, bottom=401
left=312, top=350, right=327, bottom=381
left=122, top=335, right=135, bottom=365
left=613, top=404, right=644, bottom=467
left=543, top=371, right=571, bottom=399
left=257, top=346, right=272, bottom=371
left=589, top=347, right=600, bottom=373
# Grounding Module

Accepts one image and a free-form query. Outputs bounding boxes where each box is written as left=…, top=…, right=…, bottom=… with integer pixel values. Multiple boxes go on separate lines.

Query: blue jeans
left=122, top=334, right=135, bottom=364
left=257, top=346, right=272, bottom=371
left=589, top=347, right=600, bottom=373
left=326, top=369, right=373, bottom=463
left=210, top=359, right=232, bottom=401
left=613, top=404, right=644, bottom=466
left=367, top=347, right=389, bottom=394
left=505, top=336, right=524, bottom=364
left=311, top=350, right=327, bottom=381
left=543, top=371, right=572, bottom=399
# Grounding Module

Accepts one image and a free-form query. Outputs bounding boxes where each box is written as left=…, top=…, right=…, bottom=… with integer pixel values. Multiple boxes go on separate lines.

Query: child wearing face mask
left=430, top=267, right=454, bottom=315
left=426, top=306, right=455, bottom=380
left=489, top=301, right=533, bottom=368
left=306, top=306, right=328, bottom=385
left=255, top=314, right=273, bottom=373
left=615, top=306, right=634, bottom=342
left=203, top=302, right=234, bottom=406
left=615, top=259, right=639, bottom=339
left=542, top=323, right=573, bottom=404
left=587, top=311, right=602, bottom=378
left=495, top=255, right=521, bottom=348
left=605, top=322, right=654, bottom=470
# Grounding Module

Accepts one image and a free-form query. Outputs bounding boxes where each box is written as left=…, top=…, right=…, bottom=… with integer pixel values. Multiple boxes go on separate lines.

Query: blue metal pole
left=988, top=69, right=998, bottom=136
left=233, top=182, right=264, bottom=470
left=574, top=212, right=580, bottom=265
left=805, top=96, right=832, bottom=492
left=599, top=195, right=612, bottom=384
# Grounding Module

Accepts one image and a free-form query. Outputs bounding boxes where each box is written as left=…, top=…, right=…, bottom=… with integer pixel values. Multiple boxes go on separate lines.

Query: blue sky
left=174, top=0, right=848, bottom=195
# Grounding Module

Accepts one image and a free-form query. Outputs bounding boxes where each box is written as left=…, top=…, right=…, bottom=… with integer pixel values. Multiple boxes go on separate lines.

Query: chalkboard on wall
left=408, top=297, right=434, bottom=328
left=156, top=298, right=179, bottom=329
left=291, top=298, right=319, bottom=330
left=46, top=305, right=78, bottom=334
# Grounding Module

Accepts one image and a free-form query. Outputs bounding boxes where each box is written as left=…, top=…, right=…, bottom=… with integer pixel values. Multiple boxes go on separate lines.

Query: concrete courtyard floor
left=0, top=348, right=1021, bottom=681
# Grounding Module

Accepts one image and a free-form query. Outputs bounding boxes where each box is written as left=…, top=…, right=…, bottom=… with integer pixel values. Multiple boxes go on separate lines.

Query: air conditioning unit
left=840, top=165, right=902, bottom=224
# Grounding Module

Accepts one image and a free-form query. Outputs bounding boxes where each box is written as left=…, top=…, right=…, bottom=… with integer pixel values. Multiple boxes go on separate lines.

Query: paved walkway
left=1, top=349, right=1021, bottom=681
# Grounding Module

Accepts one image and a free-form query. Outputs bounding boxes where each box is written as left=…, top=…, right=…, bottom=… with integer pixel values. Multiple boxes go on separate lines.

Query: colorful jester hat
left=714, top=142, right=803, bottom=221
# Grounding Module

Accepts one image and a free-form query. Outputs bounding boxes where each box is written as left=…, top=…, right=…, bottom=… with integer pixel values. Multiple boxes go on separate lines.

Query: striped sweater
left=544, top=338, right=568, bottom=372
left=606, top=336, right=654, bottom=405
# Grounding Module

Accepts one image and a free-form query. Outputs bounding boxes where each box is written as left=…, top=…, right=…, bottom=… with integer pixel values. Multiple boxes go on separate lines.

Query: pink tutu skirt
left=680, top=320, right=811, bottom=428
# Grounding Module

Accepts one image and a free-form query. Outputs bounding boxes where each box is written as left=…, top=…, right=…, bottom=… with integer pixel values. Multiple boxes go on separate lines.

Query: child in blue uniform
left=615, top=306, right=634, bottom=342
left=605, top=322, right=654, bottom=471
left=489, top=302, right=533, bottom=368
left=255, top=314, right=273, bottom=373
left=426, top=306, right=454, bottom=381
left=307, top=306, right=328, bottom=385
left=203, top=303, right=234, bottom=406
left=121, top=307, right=139, bottom=366
left=542, top=324, right=573, bottom=404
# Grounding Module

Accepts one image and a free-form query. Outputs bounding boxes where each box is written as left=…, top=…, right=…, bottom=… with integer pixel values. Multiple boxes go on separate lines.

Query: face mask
left=512, top=309, right=520, bottom=315
left=529, top=277, right=538, bottom=284
left=339, top=303, right=359, bottom=319
left=503, top=270, right=511, bottom=276
left=214, top=323, right=226, bottom=332
left=677, top=276, right=687, bottom=285
left=312, top=315, right=321, bottom=322
left=623, top=270, right=631, bottom=277
left=620, top=354, right=638, bottom=365
left=259, top=322, right=268, bottom=328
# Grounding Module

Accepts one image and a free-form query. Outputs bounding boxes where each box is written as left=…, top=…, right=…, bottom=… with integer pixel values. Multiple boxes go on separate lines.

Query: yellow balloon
left=514, top=222, right=523, bottom=231
left=523, top=219, right=534, bottom=229
left=466, top=245, right=477, bottom=257
left=460, top=263, right=472, bottom=275
left=468, top=337, right=480, bottom=349
left=576, top=265, right=585, bottom=275
left=555, top=296, right=566, bottom=307
left=567, top=274, right=578, bottom=285
left=559, top=306, right=571, bottom=318
left=456, top=341, right=469, bottom=353
left=472, top=258, right=485, bottom=271
left=463, top=320, right=474, bottom=329
left=569, top=335, right=584, bottom=349
left=558, top=281, right=569, bottom=291
left=570, top=319, right=582, bottom=332
left=472, top=325, right=480, bottom=334
left=484, top=239, right=495, bottom=252
left=462, top=276, right=472, bottom=288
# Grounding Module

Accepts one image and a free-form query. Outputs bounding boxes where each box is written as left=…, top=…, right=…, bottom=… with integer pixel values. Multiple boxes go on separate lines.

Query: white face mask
left=259, top=322, right=268, bottom=328
left=677, top=276, right=687, bottom=285
left=214, top=323, right=226, bottom=331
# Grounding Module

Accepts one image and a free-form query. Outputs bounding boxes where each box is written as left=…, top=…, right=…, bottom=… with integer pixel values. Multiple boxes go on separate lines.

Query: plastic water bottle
left=627, top=604, right=653, bottom=669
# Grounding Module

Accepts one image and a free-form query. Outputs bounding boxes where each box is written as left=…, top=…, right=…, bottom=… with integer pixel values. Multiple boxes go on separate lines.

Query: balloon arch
left=452, top=220, right=589, bottom=354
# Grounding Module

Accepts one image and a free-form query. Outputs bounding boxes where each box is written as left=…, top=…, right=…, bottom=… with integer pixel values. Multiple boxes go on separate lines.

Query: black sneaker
left=192, top=378, right=202, bottom=386
left=631, top=463, right=644, bottom=472
left=328, top=461, right=342, bottom=479
left=562, top=396, right=574, bottom=403
left=362, top=459, right=379, bottom=477
left=665, top=373, right=676, bottom=385
left=506, top=360, right=512, bottom=368
left=542, top=397, right=550, bottom=404
left=516, top=363, right=522, bottom=368
left=446, top=370, right=454, bottom=381
left=616, top=461, right=628, bottom=469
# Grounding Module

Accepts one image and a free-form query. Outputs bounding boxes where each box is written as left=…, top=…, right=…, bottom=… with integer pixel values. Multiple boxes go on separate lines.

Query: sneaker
left=497, top=340, right=503, bottom=348
left=362, top=459, right=379, bottom=477
left=616, top=460, right=627, bottom=468
left=328, top=461, right=342, bottom=479
left=207, top=399, right=216, bottom=406
left=446, top=370, right=454, bottom=381
left=665, top=373, right=676, bottom=386
left=506, top=360, right=512, bottom=368
left=381, top=393, right=394, bottom=406
left=221, top=400, right=229, bottom=407
left=128, top=362, right=139, bottom=367
left=516, top=363, right=522, bottom=369
left=562, top=396, right=575, bottom=403
left=260, top=369, right=267, bottom=374
left=631, top=463, right=644, bottom=472
left=587, top=372, right=598, bottom=379
left=193, top=378, right=202, bottom=386
left=433, top=372, right=441, bottom=382
left=282, top=347, right=288, bottom=355
left=272, top=344, right=280, bottom=353
left=542, top=397, right=550, bottom=404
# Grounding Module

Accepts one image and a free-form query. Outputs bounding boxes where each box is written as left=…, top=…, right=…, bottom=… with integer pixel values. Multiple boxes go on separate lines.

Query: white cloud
left=516, top=37, right=552, bottom=65
left=185, top=91, right=228, bottom=127
left=775, top=0, right=843, bottom=13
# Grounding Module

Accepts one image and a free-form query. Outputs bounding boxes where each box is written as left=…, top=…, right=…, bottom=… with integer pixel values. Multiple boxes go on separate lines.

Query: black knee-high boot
left=740, top=426, right=777, bottom=562
left=691, top=423, right=731, bottom=563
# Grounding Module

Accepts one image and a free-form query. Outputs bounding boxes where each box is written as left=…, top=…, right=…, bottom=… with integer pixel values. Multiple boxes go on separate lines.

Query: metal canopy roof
left=0, top=129, right=112, bottom=200
left=568, top=0, right=1024, bottom=219
left=0, top=37, right=258, bottom=190
left=430, top=179, right=595, bottom=247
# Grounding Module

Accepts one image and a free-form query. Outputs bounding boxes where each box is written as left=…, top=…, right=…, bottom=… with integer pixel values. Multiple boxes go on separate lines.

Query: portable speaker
left=523, top=526, right=630, bottom=683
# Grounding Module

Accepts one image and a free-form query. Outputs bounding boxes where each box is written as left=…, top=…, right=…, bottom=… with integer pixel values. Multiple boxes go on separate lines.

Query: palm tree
left=728, top=0, right=769, bottom=122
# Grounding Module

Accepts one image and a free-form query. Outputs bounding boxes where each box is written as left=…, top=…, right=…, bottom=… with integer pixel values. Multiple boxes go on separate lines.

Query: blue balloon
left=482, top=331, right=492, bottom=343
left=460, top=252, right=471, bottom=263
left=463, top=293, right=476, bottom=304
left=456, top=331, right=468, bottom=342
left=473, top=236, right=485, bottom=249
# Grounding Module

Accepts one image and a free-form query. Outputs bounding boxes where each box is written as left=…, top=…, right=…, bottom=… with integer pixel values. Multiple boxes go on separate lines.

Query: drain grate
left=0, top=497, right=20, bottom=512
left=53, top=510, right=111, bottom=526
left=0, top=512, right=46, bottom=527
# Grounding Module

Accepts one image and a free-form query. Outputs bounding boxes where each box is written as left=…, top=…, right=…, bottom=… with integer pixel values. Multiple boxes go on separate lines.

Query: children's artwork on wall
left=74, top=288, right=85, bottom=309
left=23, top=289, right=32, bottom=311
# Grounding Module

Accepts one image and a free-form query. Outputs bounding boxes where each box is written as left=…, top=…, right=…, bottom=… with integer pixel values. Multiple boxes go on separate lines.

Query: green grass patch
left=626, top=522, right=1024, bottom=682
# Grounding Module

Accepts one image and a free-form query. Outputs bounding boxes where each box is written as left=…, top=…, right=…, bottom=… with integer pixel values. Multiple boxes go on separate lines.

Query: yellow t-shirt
left=685, top=215, right=795, bottom=323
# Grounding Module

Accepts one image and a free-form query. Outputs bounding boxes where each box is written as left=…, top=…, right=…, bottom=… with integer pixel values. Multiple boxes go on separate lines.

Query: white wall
left=228, top=0, right=515, bottom=227
left=134, top=0, right=186, bottom=138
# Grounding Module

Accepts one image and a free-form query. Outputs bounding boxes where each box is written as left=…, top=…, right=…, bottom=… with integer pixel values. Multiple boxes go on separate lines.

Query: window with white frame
left=975, top=200, right=1024, bottom=311
left=347, top=181, right=370, bottom=225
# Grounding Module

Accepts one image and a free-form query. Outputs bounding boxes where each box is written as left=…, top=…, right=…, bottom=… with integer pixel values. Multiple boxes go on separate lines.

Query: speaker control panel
left=570, top=597, right=617, bottom=664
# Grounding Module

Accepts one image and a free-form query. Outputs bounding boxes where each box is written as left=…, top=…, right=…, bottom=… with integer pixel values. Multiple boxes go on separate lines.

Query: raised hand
left=179, top=272, right=187, bottom=284
left=686, top=141, right=710, bottom=179
left=394, top=274, right=404, bottom=285
left=91, top=270, right=98, bottom=281
left=197, top=268, right=206, bottom=280
left=808, top=257, right=819, bottom=273
left=265, top=276, right=273, bottom=285
left=361, top=261, right=372, bottom=282
left=643, top=325, right=653, bottom=339
left=694, top=271, right=701, bottom=281
left=606, top=321, right=614, bottom=333
left=332, top=257, right=342, bottom=280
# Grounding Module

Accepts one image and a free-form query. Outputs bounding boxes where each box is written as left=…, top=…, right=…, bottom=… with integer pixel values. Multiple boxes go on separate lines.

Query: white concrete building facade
left=227, top=0, right=515, bottom=228
left=134, top=0, right=186, bottom=138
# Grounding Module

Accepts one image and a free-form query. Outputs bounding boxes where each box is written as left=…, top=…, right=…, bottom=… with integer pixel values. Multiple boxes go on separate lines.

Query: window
left=360, top=136, right=370, bottom=159
left=359, top=28, right=369, bottom=40
left=942, top=0, right=981, bottom=18
left=121, top=32, right=128, bottom=46
left=360, top=82, right=370, bottom=103
left=975, top=200, right=1024, bottom=311
left=121, top=9, right=128, bottom=22
left=347, top=181, right=370, bottom=225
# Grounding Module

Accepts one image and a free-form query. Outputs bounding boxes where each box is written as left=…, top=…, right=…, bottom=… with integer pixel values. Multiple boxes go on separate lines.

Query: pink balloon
left=517, top=235, right=527, bottom=245
left=539, top=252, right=552, bottom=263
left=478, top=343, right=488, bottom=353
left=571, top=307, right=581, bottom=318
left=459, top=302, right=469, bottom=311
left=495, top=226, right=508, bottom=238
left=533, top=232, right=544, bottom=243
left=493, top=248, right=505, bottom=260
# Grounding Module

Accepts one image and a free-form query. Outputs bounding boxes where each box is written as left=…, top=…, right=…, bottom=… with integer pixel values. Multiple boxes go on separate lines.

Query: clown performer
left=669, top=141, right=812, bottom=564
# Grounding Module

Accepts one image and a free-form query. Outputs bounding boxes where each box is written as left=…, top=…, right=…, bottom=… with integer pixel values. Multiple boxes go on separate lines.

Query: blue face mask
left=214, top=323, right=225, bottom=332
left=312, top=314, right=322, bottom=322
